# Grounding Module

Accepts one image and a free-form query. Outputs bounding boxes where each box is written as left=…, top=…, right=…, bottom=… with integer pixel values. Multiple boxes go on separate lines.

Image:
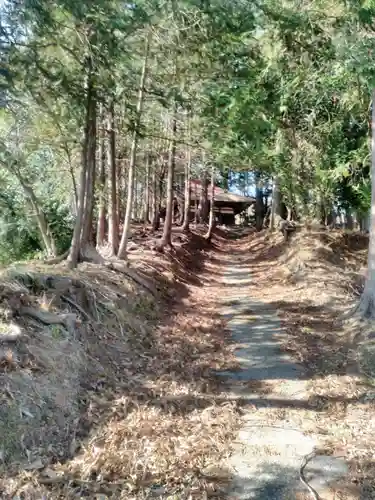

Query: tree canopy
left=0, top=0, right=373, bottom=263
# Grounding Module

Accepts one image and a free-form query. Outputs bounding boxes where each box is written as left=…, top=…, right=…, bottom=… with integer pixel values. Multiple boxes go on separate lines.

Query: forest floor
left=0, top=226, right=241, bottom=499
left=0, top=225, right=374, bottom=499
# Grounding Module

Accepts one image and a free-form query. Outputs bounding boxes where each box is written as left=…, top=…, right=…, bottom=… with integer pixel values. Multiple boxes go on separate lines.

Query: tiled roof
left=190, top=180, right=254, bottom=203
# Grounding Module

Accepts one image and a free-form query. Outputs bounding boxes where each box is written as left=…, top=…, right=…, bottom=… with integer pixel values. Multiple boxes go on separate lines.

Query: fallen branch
left=300, top=451, right=321, bottom=500
left=37, top=473, right=124, bottom=494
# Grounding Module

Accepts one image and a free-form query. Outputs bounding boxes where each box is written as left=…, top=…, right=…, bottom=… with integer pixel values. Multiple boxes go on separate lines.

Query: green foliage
left=0, top=183, right=73, bottom=264
left=0, top=194, right=41, bottom=264
left=44, top=200, right=74, bottom=254
left=0, top=0, right=375, bottom=267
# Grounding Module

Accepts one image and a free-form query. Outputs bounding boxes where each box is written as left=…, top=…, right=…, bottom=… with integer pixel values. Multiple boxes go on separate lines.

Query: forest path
left=217, top=249, right=348, bottom=499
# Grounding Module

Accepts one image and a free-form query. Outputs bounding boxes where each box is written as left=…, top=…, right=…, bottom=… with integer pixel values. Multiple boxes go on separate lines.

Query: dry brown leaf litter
left=235, top=228, right=374, bottom=498
left=0, top=228, right=239, bottom=499
left=3, top=226, right=373, bottom=498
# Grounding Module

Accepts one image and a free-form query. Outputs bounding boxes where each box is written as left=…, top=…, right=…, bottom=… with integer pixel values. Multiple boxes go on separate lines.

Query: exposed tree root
left=42, top=249, right=70, bottom=265
left=44, top=245, right=106, bottom=267
left=105, top=261, right=158, bottom=296
left=61, top=295, right=92, bottom=321
left=19, top=306, right=77, bottom=333
left=156, top=241, right=173, bottom=253
left=80, top=244, right=106, bottom=265
left=9, top=270, right=74, bottom=295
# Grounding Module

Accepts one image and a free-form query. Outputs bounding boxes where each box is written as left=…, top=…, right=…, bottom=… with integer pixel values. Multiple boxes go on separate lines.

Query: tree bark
left=118, top=31, right=151, bottom=260
left=205, top=165, right=215, bottom=241
left=143, top=153, right=151, bottom=223
left=194, top=180, right=199, bottom=225
left=80, top=85, right=97, bottom=246
left=198, top=167, right=209, bottom=223
left=67, top=63, right=96, bottom=268
left=133, top=168, right=138, bottom=220
left=67, top=146, right=87, bottom=267
left=182, top=139, right=191, bottom=232
left=117, top=156, right=123, bottom=222
left=270, top=175, right=281, bottom=231
left=159, top=107, right=177, bottom=248
left=286, top=206, right=292, bottom=222
left=68, top=161, right=78, bottom=213
left=255, top=171, right=264, bottom=231
left=357, top=88, right=375, bottom=318
left=97, top=102, right=106, bottom=247
left=346, top=210, right=354, bottom=230
left=151, top=159, right=160, bottom=230
left=107, top=99, right=119, bottom=255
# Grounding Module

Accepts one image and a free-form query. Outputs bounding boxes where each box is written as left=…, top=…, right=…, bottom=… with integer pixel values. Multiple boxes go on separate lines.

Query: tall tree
left=118, top=30, right=151, bottom=260
left=357, top=92, right=375, bottom=317
left=107, top=98, right=119, bottom=255
left=205, top=163, right=215, bottom=241
left=159, top=103, right=177, bottom=248
left=97, top=102, right=106, bottom=247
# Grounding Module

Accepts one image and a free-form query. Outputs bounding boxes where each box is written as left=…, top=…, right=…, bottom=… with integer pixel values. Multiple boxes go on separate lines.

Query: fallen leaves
left=243, top=228, right=375, bottom=495
left=0, top=229, right=239, bottom=499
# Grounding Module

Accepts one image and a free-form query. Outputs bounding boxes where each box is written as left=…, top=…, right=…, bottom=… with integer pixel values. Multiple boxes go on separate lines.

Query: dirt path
left=216, top=244, right=349, bottom=499
left=2, top=228, right=372, bottom=498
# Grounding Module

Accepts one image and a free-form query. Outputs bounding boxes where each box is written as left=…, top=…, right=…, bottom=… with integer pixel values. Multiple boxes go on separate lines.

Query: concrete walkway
left=219, top=261, right=348, bottom=499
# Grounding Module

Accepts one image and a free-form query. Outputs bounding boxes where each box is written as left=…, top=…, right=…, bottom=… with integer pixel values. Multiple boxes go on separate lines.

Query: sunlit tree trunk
left=143, top=153, right=150, bottom=223
left=97, top=102, right=106, bottom=247
left=255, top=171, right=264, bottom=231
left=67, top=150, right=87, bottom=267
left=67, top=65, right=96, bottom=268
left=118, top=31, right=151, bottom=260
left=182, top=139, right=191, bottom=232
left=151, top=159, right=160, bottom=230
left=116, top=156, right=123, bottom=222
left=357, top=89, right=375, bottom=318
left=205, top=165, right=215, bottom=241
left=80, top=87, right=97, bottom=246
left=133, top=169, right=138, bottom=220
left=0, top=147, right=58, bottom=256
left=159, top=104, right=177, bottom=248
left=194, top=180, right=199, bottom=225
left=270, top=175, right=281, bottom=231
left=107, top=99, right=119, bottom=255
left=198, top=165, right=209, bottom=223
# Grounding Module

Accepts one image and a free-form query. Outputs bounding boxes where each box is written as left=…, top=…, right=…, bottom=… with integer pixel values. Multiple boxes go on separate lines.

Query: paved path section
left=219, top=261, right=348, bottom=499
